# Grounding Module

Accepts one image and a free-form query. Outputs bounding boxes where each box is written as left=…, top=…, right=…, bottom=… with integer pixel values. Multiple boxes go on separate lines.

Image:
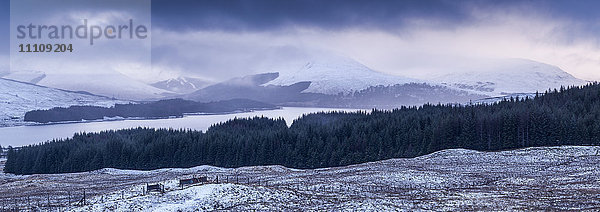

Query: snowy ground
left=1, top=146, right=600, bottom=211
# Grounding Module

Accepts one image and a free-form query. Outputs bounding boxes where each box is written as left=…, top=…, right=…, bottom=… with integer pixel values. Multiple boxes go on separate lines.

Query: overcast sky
left=2, top=0, right=600, bottom=82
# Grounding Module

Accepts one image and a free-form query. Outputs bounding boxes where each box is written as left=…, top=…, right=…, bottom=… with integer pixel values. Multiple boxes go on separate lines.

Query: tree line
left=24, top=98, right=277, bottom=123
left=6, top=83, right=600, bottom=174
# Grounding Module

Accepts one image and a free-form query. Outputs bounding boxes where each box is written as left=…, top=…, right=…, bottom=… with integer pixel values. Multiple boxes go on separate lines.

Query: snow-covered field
left=1, top=146, right=600, bottom=211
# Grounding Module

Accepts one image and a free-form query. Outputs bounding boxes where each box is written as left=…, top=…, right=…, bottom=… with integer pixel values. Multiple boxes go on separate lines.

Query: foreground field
left=1, top=146, right=600, bottom=211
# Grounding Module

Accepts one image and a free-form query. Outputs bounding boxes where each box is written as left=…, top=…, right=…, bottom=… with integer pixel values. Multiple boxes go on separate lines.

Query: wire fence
left=1, top=172, right=513, bottom=212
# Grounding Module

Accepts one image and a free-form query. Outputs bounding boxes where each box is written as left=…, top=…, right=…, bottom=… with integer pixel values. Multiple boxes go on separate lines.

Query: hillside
left=265, top=54, right=422, bottom=95
left=3, top=70, right=174, bottom=101
left=0, top=78, right=130, bottom=127
left=183, top=73, right=323, bottom=105
left=428, top=58, right=587, bottom=95
left=151, top=77, right=214, bottom=94
left=1, top=146, right=599, bottom=211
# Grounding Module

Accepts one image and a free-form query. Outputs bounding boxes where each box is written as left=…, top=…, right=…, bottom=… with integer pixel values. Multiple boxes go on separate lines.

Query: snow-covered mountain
left=183, top=54, right=487, bottom=107
left=3, top=70, right=174, bottom=101
left=265, top=54, right=422, bottom=95
left=261, top=52, right=586, bottom=98
left=151, top=77, right=213, bottom=94
left=0, top=78, right=130, bottom=127
left=427, top=59, right=587, bottom=96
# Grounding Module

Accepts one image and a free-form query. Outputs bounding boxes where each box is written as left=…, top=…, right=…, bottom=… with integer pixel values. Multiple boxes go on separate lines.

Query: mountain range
left=0, top=53, right=589, bottom=126
left=179, top=56, right=586, bottom=108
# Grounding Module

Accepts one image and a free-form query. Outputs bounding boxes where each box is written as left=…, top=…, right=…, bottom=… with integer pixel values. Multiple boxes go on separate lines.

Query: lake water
left=0, top=107, right=361, bottom=147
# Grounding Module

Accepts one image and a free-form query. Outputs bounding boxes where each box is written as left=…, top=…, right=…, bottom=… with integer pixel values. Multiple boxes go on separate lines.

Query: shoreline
left=0, top=107, right=281, bottom=129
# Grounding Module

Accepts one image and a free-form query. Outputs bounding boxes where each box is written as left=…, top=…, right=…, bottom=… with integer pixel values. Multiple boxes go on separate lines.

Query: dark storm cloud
left=4, top=0, right=600, bottom=81
left=528, top=0, right=600, bottom=21
left=150, top=0, right=472, bottom=31
left=150, top=0, right=600, bottom=35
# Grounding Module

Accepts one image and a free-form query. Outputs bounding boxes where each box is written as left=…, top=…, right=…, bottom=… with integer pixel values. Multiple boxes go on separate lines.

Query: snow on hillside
left=0, top=78, right=130, bottom=127
left=151, top=77, right=213, bottom=94
left=1, top=146, right=599, bottom=211
left=265, top=54, right=422, bottom=95
left=36, top=72, right=173, bottom=100
left=4, top=70, right=174, bottom=100
left=429, top=58, right=587, bottom=96
left=259, top=50, right=584, bottom=98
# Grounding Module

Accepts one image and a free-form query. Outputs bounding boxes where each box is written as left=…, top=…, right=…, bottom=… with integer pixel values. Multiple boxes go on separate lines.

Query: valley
left=2, top=1, right=598, bottom=211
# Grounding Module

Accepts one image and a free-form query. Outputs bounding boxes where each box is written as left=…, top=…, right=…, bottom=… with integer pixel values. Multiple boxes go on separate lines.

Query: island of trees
left=24, top=98, right=277, bottom=123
